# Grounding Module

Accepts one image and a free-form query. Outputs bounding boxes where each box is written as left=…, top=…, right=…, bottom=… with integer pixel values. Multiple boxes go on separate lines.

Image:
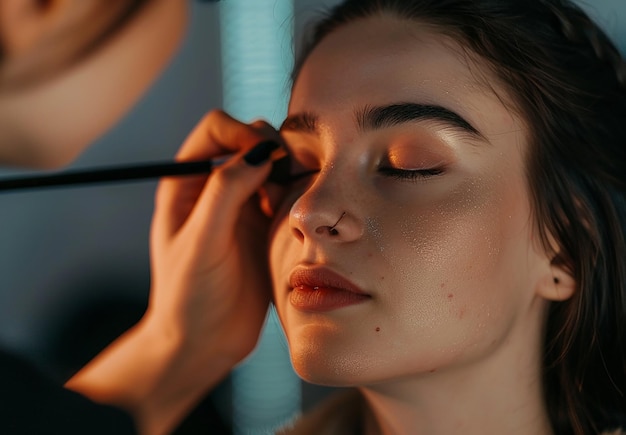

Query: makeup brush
left=0, top=154, right=291, bottom=192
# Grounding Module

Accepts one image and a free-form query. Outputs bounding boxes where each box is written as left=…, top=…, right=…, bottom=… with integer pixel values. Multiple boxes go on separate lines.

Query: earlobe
left=537, top=257, right=576, bottom=301
left=0, top=0, right=62, bottom=57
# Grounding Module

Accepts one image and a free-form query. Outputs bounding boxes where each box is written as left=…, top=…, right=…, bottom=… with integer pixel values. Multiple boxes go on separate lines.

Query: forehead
left=290, top=14, right=522, bottom=136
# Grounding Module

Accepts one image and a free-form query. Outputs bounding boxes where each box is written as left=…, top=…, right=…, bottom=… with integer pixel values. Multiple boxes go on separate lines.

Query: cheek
left=371, top=175, right=534, bottom=350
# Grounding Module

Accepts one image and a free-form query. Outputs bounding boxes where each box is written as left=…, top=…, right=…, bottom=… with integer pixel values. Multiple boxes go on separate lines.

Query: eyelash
left=279, top=158, right=445, bottom=185
left=378, top=167, right=445, bottom=181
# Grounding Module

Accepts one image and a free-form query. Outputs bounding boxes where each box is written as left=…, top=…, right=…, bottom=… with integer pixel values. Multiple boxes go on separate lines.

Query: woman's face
left=269, top=15, right=553, bottom=386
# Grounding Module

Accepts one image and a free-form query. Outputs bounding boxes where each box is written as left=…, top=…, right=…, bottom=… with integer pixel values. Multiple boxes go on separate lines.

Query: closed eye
left=378, top=167, right=445, bottom=181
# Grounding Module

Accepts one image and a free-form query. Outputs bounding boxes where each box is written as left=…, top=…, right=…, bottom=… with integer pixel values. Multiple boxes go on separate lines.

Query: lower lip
left=289, top=285, right=370, bottom=312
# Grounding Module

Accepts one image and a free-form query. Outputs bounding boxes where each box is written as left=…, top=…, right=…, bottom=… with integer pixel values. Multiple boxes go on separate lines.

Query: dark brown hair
left=293, top=1, right=626, bottom=434
left=0, top=0, right=153, bottom=90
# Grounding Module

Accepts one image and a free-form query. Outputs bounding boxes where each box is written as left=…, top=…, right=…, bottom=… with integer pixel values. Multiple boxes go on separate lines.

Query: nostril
left=315, top=226, right=338, bottom=236
left=292, top=227, right=305, bottom=242
left=329, top=211, right=345, bottom=235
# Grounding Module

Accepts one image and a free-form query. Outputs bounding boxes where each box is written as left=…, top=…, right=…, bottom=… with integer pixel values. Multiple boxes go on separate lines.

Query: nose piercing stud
left=328, top=211, right=346, bottom=236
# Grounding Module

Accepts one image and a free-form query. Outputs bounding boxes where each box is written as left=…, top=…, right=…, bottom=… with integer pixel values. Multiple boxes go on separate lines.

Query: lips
left=288, top=266, right=371, bottom=312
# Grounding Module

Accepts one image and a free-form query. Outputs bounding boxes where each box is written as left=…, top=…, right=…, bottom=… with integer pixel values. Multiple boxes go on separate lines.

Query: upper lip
left=289, top=265, right=369, bottom=295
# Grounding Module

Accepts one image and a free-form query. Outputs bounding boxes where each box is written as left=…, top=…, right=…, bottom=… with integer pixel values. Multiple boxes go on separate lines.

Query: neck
left=359, top=326, right=553, bottom=435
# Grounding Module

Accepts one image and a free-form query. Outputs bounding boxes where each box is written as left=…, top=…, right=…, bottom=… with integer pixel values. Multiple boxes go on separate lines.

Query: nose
left=289, top=173, right=364, bottom=243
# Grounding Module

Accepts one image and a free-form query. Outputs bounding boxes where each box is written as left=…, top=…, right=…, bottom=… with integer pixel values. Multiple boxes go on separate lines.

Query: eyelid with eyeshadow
left=379, top=144, right=448, bottom=182
left=274, top=150, right=446, bottom=184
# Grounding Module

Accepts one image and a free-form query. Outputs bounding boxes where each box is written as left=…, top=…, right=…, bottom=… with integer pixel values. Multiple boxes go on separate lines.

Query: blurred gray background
left=0, top=0, right=623, bottom=433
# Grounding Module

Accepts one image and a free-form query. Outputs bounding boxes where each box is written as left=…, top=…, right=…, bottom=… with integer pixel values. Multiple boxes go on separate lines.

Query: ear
left=536, top=255, right=576, bottom=302
left=0, top=0, right=65, bottom=57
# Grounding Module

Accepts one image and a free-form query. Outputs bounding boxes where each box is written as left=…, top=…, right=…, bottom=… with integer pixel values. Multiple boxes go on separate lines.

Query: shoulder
left=277, top=388, right=363, bottom=435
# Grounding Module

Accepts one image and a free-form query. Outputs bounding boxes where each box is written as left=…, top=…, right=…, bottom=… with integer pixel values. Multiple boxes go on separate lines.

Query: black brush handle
left=0, top=155, right=291, bottom=192
left=0, top=160, right=215, bottom=191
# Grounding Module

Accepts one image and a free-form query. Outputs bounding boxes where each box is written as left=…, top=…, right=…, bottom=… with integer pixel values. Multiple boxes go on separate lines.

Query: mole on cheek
left=375, top=327, right=381, bottom=332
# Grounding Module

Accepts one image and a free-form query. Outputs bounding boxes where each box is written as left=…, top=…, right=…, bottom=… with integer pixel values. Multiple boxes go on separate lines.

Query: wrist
left=65, top=312, right=232, bottom=435
left=129, top=313, right=234, bottom=434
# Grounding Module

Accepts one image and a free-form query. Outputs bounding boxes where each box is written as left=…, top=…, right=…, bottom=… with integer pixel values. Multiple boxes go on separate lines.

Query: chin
left=0, top=140, right=82, bottom=170
left=29, top=147, right=85, bottom=170
left=291, top=355, right=360, bottom=387
left=288, top=336, right=383, bottom=388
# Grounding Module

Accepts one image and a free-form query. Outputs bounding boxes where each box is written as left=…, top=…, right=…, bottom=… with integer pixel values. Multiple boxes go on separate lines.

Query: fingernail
left=243, top=140, right=281, bottom=166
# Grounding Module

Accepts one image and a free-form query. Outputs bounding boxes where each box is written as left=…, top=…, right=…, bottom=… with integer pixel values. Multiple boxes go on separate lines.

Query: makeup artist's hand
left=148, top=108, right=280, bottom=369
left=65, top=110, right=282, bottom=435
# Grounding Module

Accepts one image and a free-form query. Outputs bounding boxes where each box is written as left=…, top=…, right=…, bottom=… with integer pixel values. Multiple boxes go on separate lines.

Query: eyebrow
left=280, top=102, right=484, bottom=139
